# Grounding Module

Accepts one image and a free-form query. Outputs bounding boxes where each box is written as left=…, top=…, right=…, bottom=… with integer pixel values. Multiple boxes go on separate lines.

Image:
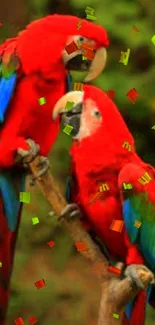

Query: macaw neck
left=70, top=137, right=145, bottom=177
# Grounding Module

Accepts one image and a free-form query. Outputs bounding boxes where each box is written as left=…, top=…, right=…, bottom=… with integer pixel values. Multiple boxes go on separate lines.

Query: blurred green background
left=1, top=0, right=155, bottom=324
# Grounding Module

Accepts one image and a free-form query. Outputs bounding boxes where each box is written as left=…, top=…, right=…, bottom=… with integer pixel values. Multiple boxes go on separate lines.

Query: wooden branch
left=29, top=156, right=154, bottom=325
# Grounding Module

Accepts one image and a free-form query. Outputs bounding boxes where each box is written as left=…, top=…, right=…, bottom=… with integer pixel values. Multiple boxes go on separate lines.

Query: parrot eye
left=91, top=108, right=101, bottom=119
left=79, top=37, right=87, bottom=42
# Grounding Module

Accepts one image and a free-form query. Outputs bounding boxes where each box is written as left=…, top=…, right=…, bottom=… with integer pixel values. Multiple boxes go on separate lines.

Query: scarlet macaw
left=0, top=16, right=109, bottom=322
left=52, top=85, right=155, bottom=325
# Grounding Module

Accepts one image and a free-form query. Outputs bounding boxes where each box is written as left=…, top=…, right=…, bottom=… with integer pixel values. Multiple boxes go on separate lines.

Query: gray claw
left=124, top=264, right=154, bottom=290
left=60, top=203, right=82, bottom=221
left=17, top=138, right=40, bottom=163
left=29, top=156, right=50, bottom=185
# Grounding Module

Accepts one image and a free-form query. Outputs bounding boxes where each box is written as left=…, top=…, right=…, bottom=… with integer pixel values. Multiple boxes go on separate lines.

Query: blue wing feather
left=123, top=195, right=155, bottom=317
left=0, top=73, right=17, bottom=123
left=0, top=168, right=26, bottom=231
left=123, top=196, right=155, bottom=270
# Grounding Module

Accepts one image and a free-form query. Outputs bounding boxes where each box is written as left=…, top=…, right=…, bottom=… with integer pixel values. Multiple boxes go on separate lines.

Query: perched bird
left=52, top=85, right=155, bottom=325
left=0, top=16, right=109, bottom=322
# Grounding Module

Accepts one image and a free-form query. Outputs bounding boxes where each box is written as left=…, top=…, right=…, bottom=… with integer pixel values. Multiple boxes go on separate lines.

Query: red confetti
left=47, top=240, right=55, bottom=247
left=65, top=41, right=78, bottom=54
left=80, top=42, right=96, bottom=51
left=35, top=279, right=46, bottom=289
left=107, top=90, right=116, bottom=99
left=108, top=265, right=121, bottom=275
left=28, top=315, right=37, bottom=324
left=126, top=88, right=139, bottom=104
left=0, top=23, right=2, bottom=27
left=14, top=317, right=24, bottom=325
left=83, top=49, right=95, bottom=60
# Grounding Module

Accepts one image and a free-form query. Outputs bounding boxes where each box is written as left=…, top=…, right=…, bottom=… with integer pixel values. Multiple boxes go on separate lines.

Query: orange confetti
left=110, top=219, right=124, bottom=233
left=108, top=265, right=121, bottom=275
left=75, top=242, right=88, bottom=251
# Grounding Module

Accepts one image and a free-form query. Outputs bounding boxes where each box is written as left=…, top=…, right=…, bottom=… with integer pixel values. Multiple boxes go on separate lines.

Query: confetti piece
left=0, top=23, right=2, bottom=27
left=20, top=192, right=30, bottom=204
left=85, top=6, right=96, bottom=21
left=134, top=220, right=142, bottom=228
left=99, top=183, right=110, bottom=192
left=122, top=141, right=132, bottom=151
left=123, top=182, right=133, bottom=190
left=113, top=313, right=120, bottom=319
left=35, top=279, right=46, bottom=289
left=77, top=20, right=82, bottom=30
left=47, top=240, right=55, bottom=247
left=89, top=191, right=103, bottom=205
left=63, top=124, right=73, bottom=135
left=0, top=262, right=2, bottom=267
left=107, top=90, right=116, bottom=99
left=14, top=317, right=24, bottom=325
left=32, top=217, right=39, bottom=225
left=38, top=97, right=46, bottom=105
left=65, top=41, right=78, bottom=54
left=132, top=25, right=139, bottom=32
left=28, top=315, right=37, bottom=324
left=138, top=172, right=152, bottom=185
left=83, top=49, right=95, bottom=60
left=119, top=49, right=130, bottom=65
left=86, top=15, right=97, bottom=21
left=151, top=125, right=155, bottom=130
left=65, top=101, right=75, bottom=110
left=110, top=220, right=124, bottom=233
left=108, top=265, right=121, bottom=276
left=126, top=88, right=139, bottom=104
left=75, top=242, right=88, bottom=251
left=151, top=35, right=155, bottom=46
left=82, top=55, right=87, bottom=60
left=73, top=82, right=84, bottom=91
left=80, top=42, right=96, bottom=51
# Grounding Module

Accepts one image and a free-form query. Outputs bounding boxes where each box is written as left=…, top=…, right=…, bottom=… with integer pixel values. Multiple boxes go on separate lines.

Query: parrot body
left=55, top=85, right=155, bottom=325
left=0, top=15, right=109, bottom=322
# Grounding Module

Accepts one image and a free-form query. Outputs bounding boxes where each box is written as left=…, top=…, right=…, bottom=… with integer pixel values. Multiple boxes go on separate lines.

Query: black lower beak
left=61, top=102, right=83, bottom=137
left=66, top=55, right=92, bottom=71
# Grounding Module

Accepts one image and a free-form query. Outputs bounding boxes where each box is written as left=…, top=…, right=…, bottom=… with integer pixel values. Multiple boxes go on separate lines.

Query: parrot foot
left=17, top=138, right=40, bottom=163
left=29, top=156, right=50, bottom=185
left=59, top=203, right=83, bottom=222
left=124, top=264, right=155, bottom=290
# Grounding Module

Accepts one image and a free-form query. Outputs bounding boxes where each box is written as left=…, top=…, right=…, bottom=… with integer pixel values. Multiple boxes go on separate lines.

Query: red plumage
left=68, top=85, right=155, bottom=324
left=0, top=16, right=109, bottom=323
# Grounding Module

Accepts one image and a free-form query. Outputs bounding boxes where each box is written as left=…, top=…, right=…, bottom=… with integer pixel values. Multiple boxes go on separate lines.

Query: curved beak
left=52, top=91, right=84, bottom=120
left=84, top=47, right=107, bottom=82
left=52, top=91, right=84, bottom=138
left=64, top=43, right=107, bottom=82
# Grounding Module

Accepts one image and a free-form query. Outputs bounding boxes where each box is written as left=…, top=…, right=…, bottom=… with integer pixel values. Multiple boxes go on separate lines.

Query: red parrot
left=53, top=85, right=155, bottom=325
left=0, top=16, right=109, bottom=323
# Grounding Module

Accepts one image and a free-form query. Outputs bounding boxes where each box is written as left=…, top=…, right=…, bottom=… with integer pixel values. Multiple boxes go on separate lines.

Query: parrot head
left=52, top=85, right=136, bottom=169
left=16, top=15, right=109, bottom=81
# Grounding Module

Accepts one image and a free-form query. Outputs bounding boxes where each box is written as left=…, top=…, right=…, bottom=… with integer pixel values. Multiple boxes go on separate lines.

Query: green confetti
left=112, top=313, right=119, bottom=319
left=38, top=97, right=46, bottom=105
left=0, top=262, right=2, bottom=267
left=20, top=192, right=31, bottom=204
left=63, top=124, right=73, bottom=135
left=32, top=217, right=39, bottom=225
left=65, top=101, right=75, bottom=110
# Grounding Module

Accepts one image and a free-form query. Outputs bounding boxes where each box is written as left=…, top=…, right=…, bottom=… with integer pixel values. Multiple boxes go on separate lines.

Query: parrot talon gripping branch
left=0, top=14, right=109, bottom=323
left=52, top=85, right=155, bottom=325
